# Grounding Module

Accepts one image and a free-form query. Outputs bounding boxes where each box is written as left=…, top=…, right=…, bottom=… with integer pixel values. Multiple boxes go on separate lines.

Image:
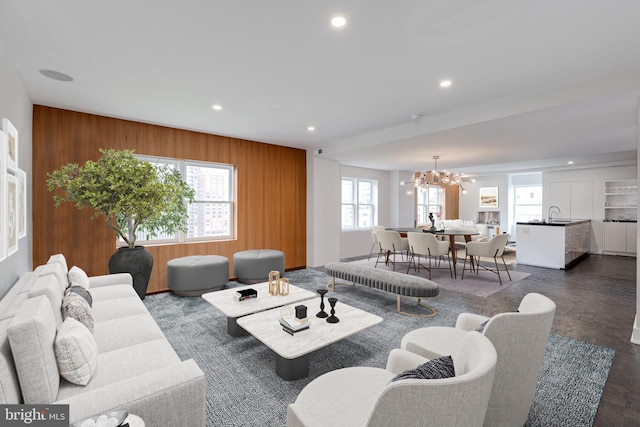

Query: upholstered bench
left=167, top=255, right=229, bottom=296
left=324, top=262, right=439, bottom=318
left=232, top=249, right=285, bottom=284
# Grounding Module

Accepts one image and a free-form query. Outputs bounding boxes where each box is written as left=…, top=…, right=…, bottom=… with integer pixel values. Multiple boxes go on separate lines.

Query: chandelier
left=401, top=155, right=464, bottom=195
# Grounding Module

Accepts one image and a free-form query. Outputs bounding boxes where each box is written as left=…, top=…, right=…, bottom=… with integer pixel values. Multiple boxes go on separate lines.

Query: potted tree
left=47, top=148, right=195, bottom=299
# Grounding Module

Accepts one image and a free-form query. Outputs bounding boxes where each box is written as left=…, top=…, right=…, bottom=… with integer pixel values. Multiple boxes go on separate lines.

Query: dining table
left=386, top=227, right=479, bottom=279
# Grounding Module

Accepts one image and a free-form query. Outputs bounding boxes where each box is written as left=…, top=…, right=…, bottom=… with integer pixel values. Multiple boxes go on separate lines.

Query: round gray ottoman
left=167, top=255, right=229, bottom=296
left=233, top=249, right=285, bottom=284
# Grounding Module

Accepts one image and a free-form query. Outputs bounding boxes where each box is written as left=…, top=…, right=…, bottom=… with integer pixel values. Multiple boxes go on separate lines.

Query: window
left=416, top=186, right=443, bottom=225
left=184, top=161, right=233, bottom=240
left=130, top=155, right=234, bottom=245
left=342, top=177, right=378, bottom=230
left=514, top=185, right=542, bottom=223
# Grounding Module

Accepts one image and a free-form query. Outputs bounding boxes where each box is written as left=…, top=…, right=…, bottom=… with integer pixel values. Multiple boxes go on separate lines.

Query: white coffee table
left=202, top=282, right=316, bottom=336
left=236, top=297, right=383, bottom=380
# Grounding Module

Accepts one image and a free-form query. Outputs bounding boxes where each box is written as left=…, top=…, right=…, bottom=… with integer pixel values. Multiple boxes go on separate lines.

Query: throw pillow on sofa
left=61, top=292, right=94, bottom=332
left=54, top=317, right=97, bottom=386
left=68, top=265, right=90, bottom=289
left=64, top=285, right=93, bottom=307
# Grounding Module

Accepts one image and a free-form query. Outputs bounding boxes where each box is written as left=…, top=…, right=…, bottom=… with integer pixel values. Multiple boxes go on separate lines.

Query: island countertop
left=516, top=219, right=591, bottom=227
left=516, top=220, right=591, bottom=269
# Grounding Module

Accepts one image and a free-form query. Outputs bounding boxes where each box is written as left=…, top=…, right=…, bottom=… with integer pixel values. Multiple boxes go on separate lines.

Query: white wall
left=306, top=155, right=341, bottom=267
left=0, top=55, right=33, bottom=298
left=307, top=161, right=414, bottom=261
left=458, top=175, right=510, bottom=232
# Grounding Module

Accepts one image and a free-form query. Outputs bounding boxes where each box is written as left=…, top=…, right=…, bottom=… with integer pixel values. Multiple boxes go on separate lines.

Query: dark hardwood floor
left=337, top=253, right=640, bottom=426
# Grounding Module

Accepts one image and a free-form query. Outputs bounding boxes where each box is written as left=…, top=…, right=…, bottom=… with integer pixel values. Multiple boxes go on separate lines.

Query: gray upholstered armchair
left=287, top=331, right=497, bottom=427
left=400, top=293, right=556, bottom=427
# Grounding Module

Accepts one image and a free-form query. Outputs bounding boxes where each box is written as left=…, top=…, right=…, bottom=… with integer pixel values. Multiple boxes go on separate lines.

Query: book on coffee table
left=234, top=288, right=257, bottom=302
left=280, top=317, right=309, bottom=332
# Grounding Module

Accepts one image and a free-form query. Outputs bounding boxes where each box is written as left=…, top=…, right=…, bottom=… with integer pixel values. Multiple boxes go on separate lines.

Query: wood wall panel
left=445, top=185, right=460, bottom=219
left=33, top=106, right=307, bottom=294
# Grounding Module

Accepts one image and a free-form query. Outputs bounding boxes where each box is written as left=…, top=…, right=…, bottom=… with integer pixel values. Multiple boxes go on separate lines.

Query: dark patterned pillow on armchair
left=391, top=355, right=455, bottom=382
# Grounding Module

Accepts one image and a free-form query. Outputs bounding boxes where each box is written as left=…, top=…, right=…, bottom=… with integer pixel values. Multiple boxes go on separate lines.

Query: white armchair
left=462, top=233, right=511, bottom=285
left=287, top=331, right=497, bottom=427
left=400, top=293, right=556, bottom=427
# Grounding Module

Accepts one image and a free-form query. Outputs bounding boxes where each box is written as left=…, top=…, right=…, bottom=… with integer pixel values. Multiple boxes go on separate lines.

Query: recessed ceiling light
left=212, top=105, right=222, bottom=111
left=39, top=69, right=74, bottom=82
left=439, top=80, right=452, bottom=88
left=331, top=16, right=346, bottom=27
left=307, top=126, right=315, bottom=132
left=568, top=161, right=574, bottom=165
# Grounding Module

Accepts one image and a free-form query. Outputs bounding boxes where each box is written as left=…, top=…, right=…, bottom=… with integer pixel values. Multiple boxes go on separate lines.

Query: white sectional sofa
left=440, top=219, right=489, bottom=243
left=0, top=254, right=205, bottom=426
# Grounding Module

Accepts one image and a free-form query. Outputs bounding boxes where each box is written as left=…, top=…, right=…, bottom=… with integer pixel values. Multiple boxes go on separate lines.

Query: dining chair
left=406, top=232, right=452, bottom=279
left=375, top=230, right=409, bottom=271
left=368, top=225, right=385, bottom=260
left=461, top=233, right=512, bottom=285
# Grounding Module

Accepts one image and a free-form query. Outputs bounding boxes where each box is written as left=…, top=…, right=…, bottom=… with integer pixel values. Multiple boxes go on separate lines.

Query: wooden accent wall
left=445, top=185, right=460, bottom=219
left=32, top=106, right=307, bottom=294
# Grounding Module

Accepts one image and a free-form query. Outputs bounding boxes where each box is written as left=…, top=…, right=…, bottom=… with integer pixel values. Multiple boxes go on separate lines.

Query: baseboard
left=631, top=315, right=640, bottom=345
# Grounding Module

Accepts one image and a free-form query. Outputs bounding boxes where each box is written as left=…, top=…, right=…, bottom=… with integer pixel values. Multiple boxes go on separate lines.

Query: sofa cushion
left=62, top=292, right=94, bottom=332
left=92, top=297, right=149, bottom=323
left=0, top=319, right=22, bottom=404
left=89, top=284, right=138, bottom=301
left=34, top=262, right=67, bottom=294
left=48, top=253, right=69, bottom=276
left=55, top=318, right=97, bottom=386
left=92, top=313, right=166, bottom=354
left=56, top=339, right=181, bottom=401
left=28, top=274, right=64, bottom=328
left=68, top=266, right=90, bottom=290
left=7, top=296, right=60, bottom=404
left=390, top=355, right=456, bottom=382
left=0, top=272, right=36, bottom=322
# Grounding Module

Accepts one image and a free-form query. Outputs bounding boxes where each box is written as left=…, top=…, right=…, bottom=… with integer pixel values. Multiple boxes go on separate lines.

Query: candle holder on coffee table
left=316, top=289, right=329, bottom=318
left=326, top=297, right=339, bottom=323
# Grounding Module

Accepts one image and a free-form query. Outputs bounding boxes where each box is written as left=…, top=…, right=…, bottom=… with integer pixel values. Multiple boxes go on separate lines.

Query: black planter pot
left=108, top=246, right=154, bottom=300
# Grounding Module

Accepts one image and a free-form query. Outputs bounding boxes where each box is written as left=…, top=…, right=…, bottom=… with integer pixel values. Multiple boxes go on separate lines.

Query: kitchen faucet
left=547, top=206, right=561, bottom=223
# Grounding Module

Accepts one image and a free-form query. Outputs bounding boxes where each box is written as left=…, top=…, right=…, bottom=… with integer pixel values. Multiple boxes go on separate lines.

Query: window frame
left=416, top=185, right=444, bottom=225
left=513, top=184, right=543, bottom=223
left=341, top=177, right=378, bottom=230
left=124, top=155, right=235, bottom=246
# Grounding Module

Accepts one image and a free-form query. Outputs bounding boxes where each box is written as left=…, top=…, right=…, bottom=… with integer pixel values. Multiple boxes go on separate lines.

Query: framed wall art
left=0, top=131, right=6, bottom=261
left=479, top=187, right=499, bottom=208
left=6, top=172, right=18, bottom=256
left=17, top=168, right=26, bottom=239
left=2, top=118, right=17, bottom=172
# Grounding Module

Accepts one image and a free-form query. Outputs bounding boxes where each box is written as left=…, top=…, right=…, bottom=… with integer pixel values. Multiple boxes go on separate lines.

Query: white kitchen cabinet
left=603, top=221, right=637, bottom=255
left=627, top=223, right=637, bottom=255
left=549, top=180, right=593, bottom=219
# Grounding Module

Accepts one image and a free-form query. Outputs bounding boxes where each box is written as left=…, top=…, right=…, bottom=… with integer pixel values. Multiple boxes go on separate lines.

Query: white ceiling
left=1, top=0, right=639, bottom=175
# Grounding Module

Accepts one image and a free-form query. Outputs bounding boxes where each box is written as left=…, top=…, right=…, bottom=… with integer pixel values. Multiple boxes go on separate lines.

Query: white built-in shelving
left=604, top=179, right=637, bottom=221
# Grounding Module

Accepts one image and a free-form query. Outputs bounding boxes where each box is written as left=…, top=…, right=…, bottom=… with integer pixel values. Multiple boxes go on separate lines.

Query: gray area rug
left=144, top=268, right=614, bottom=427
left=350, top=257, right=530, bottom=297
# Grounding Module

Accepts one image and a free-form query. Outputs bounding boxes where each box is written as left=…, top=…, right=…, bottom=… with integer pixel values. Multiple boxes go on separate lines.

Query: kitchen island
left=516, top=220, right=591, bottom=269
